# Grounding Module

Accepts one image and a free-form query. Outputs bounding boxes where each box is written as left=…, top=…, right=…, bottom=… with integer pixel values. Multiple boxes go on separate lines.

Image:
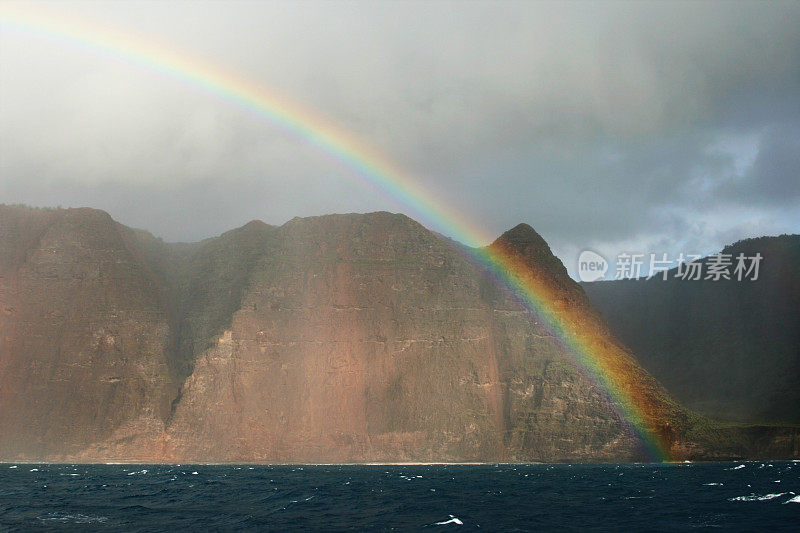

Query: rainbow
left=1, top=6, right=671, bottom=460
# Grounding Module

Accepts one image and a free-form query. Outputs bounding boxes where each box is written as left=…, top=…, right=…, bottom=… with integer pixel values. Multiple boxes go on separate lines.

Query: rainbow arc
left=1, top=5, right=671, bottom=460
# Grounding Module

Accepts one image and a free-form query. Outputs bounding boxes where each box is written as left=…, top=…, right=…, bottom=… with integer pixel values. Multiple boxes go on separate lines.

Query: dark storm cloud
left=1, top=0, right=798, bottom=276
left=718, top=122, right=800, bottom=204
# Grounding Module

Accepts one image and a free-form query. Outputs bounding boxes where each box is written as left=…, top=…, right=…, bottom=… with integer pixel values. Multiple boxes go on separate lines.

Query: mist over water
left=1, top=462, right=798, bottom=531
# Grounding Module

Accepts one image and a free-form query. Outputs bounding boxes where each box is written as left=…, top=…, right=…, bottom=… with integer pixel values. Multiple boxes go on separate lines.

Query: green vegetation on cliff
left=582, top=235, right=800, bottom=425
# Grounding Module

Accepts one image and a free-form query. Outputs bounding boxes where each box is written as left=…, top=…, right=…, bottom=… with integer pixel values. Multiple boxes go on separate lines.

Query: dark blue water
left=0, top=462, right=798, bottom=531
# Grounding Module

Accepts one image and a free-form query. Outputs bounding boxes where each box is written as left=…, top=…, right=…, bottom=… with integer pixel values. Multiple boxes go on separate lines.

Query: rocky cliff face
left=1, top=205, right=797, bottom=462
left=0, top=206, right=175, bottom=458
left=160, top=215, right=645, bottom=463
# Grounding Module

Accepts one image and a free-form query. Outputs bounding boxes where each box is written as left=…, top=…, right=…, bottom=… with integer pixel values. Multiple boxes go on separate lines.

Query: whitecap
left=729, top=492, right=787, bottom=502
left=29, top=468, right=38, bottom=472
left=191, top=471, right=199, bottom=475
left=38, top=513, right=108, bottom=524
left=8, top=466, right=17, bottom=469
left=704, top=483, right=723, bottom=486
left=731, top=464, right=746, bottom=470
left=783, top=495, right=800, bottom=504
left=435, top=515, right=463, bottom=526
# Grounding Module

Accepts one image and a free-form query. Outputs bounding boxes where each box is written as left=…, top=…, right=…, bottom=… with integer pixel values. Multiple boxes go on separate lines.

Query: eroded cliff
left=1, top=206, right=797, bottom=462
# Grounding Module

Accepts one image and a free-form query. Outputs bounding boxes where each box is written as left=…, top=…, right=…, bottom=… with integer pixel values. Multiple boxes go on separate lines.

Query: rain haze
left=1, top=0, right=798, bottom=278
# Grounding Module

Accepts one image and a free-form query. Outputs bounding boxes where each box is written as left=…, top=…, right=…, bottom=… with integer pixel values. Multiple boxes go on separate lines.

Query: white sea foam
left=435, top=515, right=463, bottom=526
left=783, top=495, right=800, bottom=504
left=29, top=468, right=38, bottom=472
left=191, top=471, right=199, bottom=475
left=8, top=466, right=16, bottom=469
left=731, top=464, right=746, bottom=470
left=729, top=492, right=788, bottom=502
left=38, top=513, right=108, bottom=524
left=704, top=483, right=723, bottom=486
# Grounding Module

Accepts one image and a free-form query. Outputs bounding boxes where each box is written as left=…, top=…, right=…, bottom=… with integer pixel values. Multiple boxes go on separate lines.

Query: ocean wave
left=38, top=512, right=108, bottom=524
left=434, top=515, right=463, bottom=526
left=729, top=492, right=788, bottom=502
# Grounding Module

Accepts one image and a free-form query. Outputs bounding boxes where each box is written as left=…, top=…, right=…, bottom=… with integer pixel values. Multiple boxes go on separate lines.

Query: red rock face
left=2, top=206, right=796, bottom=462
left=121, top=213, right=644, bottom=462
left=0, top=207, right=174, bottom=459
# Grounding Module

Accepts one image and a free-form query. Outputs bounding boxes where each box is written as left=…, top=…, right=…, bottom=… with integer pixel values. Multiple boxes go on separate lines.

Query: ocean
left=0, top=462, right=798, bottom=531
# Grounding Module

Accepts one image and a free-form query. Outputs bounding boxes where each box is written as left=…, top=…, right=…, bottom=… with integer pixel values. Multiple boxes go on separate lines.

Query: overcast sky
left=1, top=0, right=798, bottom=278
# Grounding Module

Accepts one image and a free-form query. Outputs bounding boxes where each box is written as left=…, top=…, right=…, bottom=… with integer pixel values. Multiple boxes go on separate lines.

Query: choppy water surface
left=0, top=462, right=798, bottom=531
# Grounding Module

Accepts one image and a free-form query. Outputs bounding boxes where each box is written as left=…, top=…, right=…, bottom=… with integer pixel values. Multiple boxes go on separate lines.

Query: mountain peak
left=242, top=219, right=269, bottom=230
left=492, top=223, right=556, bottom=265
left=497, top=223, right=549, bottom=249
left=489, top=222, right=585, bottom=302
